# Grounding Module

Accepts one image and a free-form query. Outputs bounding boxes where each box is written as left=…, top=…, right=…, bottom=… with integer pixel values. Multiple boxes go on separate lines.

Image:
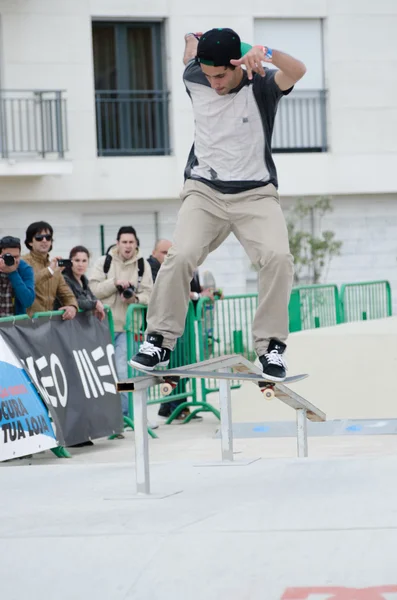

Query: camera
left=58, top=259, right=73, bottom=268
left=2, top=253, right=15, bottom=267
left=116, top=284, right=136, bottom=299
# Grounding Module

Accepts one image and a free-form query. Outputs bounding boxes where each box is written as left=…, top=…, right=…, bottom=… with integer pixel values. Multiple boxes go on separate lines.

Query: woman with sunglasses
left=22, top=221, right=78, bottom=319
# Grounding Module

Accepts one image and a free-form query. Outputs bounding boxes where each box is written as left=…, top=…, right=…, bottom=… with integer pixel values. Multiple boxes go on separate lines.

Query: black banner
left=0, top=313, right=123, bottom=446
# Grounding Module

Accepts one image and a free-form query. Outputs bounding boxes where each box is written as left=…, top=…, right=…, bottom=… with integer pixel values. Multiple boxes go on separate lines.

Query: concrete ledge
left=0, top=159, right=73, bottom=176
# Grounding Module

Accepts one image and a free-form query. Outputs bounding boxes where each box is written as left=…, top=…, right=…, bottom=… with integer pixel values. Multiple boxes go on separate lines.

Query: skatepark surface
left=2, top=317, right=397, bottom=600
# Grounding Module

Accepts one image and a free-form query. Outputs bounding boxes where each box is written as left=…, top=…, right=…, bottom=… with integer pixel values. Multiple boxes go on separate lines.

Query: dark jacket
left=147, top=255, right=161, bottom=283
left=59, top=270, right=98, bottom=312
left=7, top=259, right=36, bottom=315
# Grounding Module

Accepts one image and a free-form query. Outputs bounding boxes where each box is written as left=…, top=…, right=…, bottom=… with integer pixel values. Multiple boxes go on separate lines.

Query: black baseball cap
left=197, top=28, right=245, bottom=67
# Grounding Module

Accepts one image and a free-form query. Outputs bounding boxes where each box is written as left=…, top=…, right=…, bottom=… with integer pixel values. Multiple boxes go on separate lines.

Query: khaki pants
left=146, top=179, right=294, bottom=356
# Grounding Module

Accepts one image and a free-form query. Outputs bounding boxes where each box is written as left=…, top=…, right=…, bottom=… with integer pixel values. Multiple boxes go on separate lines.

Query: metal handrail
left=0, top=89, right=68, bottom=159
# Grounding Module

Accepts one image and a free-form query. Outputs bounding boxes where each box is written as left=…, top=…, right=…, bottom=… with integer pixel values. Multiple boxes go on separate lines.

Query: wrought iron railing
left=273, top=89, right=327, bottom=152
left=0, top=90, right=68, bottom=159
left=95, top=90, right=171, bottom=157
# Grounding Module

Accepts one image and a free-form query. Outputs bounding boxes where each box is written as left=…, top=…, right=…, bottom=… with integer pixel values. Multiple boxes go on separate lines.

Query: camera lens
left=3, top=254, right=15, bottom=267
left=122, top=287, right=134, bottom=299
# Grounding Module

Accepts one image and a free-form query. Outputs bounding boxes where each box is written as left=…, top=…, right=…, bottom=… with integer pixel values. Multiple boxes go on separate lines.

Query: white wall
left=0, top=0, right=397, bottom=306
left=0, top=0, right=396, bottom=200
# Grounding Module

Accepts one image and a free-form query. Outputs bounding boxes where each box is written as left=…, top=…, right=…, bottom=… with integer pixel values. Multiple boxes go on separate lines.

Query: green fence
left=340, top=280, right=392, bottom=323
left=195, top=294, right=258, bottom=402
left=1, top=279, right=392, bottom=422
left=289, top=284, right=342, bottom=331
left=194, top=280, right=392, bottom=401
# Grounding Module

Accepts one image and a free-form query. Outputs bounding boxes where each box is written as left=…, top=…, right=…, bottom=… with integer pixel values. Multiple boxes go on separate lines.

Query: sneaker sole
left=128, top=359, right=170, bottom=371
left=261, top=372, right=286, bottom=383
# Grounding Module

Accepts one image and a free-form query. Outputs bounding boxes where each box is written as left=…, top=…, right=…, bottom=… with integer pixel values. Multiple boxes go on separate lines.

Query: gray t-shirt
left=183, top=60, right=292, bottom=193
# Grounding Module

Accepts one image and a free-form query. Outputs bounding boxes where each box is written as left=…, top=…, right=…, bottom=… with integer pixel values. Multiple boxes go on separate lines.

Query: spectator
left=147, top=239, right=172, bottom=283
left=90, top=226, right=153, bottom=419
left=58, top=245, right=106, bottom=448
left=190, top=269, right=215, bottom=308
left=58, top=245, right=105, bottom=321
left=22, top=221, right=78, bottom=319
left=0, top=236, right=35, bottom=317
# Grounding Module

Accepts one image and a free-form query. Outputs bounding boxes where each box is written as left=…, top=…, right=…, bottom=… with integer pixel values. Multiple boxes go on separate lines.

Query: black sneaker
left=128, top=333, right=171, bottom=371
left=259, top=339, right=287, bottom=382
left=158, top=405, right=171, bottom=418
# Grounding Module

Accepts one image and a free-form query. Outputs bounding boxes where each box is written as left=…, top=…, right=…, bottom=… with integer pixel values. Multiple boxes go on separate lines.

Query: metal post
left=54, top=91, right=64, bottom=158
left=133, top=389, right=150, bottom=494
left=296, top=408, right=308, bottom=458
left=37, top=91, right=46, bottom=158
left=99, top=224, right=105, bottom=255
left=218, top=370, right=233, bottom=462
left=0, top=91, right=9, bottom=159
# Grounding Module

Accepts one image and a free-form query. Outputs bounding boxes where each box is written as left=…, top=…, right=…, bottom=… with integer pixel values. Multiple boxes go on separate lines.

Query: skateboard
left=135, top=366, right=308, bottom=400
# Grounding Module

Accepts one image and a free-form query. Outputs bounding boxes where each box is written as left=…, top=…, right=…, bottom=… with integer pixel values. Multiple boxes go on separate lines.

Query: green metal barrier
left=340, top=280, right=392, bottom=323
left=0, top=314, right=30, bottom=323
left=103, top=304, right=115, bottom=343
left=290, top=284, right=342, bottom=330
left=196, top=294, right=258, bottom=402
left=125, top=302, right=220, bottom=422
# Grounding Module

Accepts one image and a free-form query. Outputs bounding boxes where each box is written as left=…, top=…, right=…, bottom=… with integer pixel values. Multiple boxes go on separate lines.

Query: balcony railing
left=94, top=89, right=326, bottom=157
left=95, top=90, right=171, bottom=157
left=273, top=89, right=327, bottom=153
left=0, top=90, right=68, bottom=159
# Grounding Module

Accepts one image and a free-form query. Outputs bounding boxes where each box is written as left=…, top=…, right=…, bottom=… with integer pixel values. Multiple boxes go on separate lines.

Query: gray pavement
left=1, top=424, right=397, bottom=600
left=2, top=318, right=397, bottom=599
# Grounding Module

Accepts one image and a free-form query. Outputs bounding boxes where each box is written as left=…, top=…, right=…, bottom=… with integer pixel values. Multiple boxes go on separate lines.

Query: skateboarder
left=129, top=28, right=306, bottom=381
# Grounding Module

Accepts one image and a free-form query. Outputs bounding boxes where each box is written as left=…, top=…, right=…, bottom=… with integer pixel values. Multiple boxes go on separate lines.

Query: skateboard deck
left=134, top=365, right=308, bottom=399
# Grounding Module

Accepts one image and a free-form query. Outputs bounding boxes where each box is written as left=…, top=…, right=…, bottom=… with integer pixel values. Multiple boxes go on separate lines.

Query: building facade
left=0, top=0, right=396, bottom=301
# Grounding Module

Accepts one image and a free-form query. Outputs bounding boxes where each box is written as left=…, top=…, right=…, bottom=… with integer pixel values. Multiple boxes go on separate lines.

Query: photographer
left=0, top=236, right=35, bottom=317
left=90, top=226, right=153, bottom=416
left=22, top=221, right=78, bottom=319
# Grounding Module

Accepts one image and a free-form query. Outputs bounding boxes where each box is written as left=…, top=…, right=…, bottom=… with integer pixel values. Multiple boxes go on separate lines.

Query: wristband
left=48, top=266, right=54, bottom=276
left=262, top=46, right=273, bottom=60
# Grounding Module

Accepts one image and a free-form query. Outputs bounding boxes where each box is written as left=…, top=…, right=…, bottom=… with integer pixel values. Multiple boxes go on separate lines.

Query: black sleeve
left=258, top=68, right=293, bottom=102
left=81, top=281, right=99, bottom=311
left=183, top=60, right=208, bottom=86
left=76, top=293, right=97, bottom=312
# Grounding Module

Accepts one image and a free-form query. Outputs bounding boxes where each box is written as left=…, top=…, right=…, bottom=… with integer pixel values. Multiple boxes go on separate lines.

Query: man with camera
left=22, top=221, right=78, bottom=319
left=0, top=236, right=35, bottom=317
left=90, top=226, right=153, bottom=416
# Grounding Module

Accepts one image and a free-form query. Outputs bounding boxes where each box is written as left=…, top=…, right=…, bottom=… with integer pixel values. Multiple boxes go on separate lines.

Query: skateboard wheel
left=262, top=388, right=275, bottom=400
left=161, top=383, right=173, bottom=396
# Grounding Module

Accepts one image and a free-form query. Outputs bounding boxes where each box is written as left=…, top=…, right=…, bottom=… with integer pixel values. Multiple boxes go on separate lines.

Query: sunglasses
left=34, top=234, right=52, bottom=242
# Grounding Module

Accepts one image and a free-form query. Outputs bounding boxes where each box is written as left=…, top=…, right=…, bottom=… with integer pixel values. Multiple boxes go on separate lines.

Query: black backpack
left=103, top=252, right=145, bottom=287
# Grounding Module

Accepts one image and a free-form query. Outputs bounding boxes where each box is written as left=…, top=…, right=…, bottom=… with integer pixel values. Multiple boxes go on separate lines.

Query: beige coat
left=89, top=246, right=153, bottom=333
left=22, top=251, right=78, bottom=316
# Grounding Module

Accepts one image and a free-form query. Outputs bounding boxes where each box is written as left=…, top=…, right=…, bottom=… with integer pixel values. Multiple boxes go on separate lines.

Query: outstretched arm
left=183, top=32, right=202, bottom=65
left=271, top=49, right=306, bottom=90
left=231, top=45, right=306, bottom=89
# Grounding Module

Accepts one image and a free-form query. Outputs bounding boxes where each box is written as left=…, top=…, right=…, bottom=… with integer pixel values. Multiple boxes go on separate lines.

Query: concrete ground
left=2, top=318, right=397, bottom=600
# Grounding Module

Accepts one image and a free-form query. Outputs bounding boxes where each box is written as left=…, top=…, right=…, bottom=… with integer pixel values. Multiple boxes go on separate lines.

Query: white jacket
left=89, top=246, right=153, bottom=333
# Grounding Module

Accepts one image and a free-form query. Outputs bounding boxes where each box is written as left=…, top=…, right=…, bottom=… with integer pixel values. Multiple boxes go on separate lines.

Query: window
left=92, top=21, right=170, bottom=156
left=254, top=19, right=327, bottom=152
